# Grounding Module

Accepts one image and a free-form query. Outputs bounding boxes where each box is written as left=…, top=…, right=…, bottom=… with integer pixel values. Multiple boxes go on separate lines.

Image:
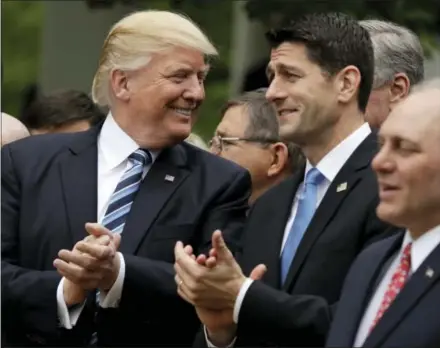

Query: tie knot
left=129, top=149, right=152, bottom=166
left=305, top=167, right=324, bottom=185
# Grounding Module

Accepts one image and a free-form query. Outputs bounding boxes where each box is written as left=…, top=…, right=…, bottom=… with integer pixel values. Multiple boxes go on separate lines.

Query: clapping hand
left=54, top=223, right=121, bottom=305
left=174, top=230, right=266, bottom=346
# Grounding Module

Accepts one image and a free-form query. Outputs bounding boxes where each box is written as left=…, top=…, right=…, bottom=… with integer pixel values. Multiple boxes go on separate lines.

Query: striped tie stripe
left=102, top=148, right=151, bottom=234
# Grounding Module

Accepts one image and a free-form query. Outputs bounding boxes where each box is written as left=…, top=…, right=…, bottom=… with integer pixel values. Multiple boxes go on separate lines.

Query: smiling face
left=265, top=42, right=341, bottom=145
left=372, top=88, right=440, bottom=235
left=112, top=46, right=209, bottom=148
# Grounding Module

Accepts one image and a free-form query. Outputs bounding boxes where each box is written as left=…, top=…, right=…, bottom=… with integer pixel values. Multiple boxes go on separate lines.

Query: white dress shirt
left=206, top=123, right=372, bottom=347
left=353, top=224, right=440, bottom=347
left=56, top=114, right=159, bottom=329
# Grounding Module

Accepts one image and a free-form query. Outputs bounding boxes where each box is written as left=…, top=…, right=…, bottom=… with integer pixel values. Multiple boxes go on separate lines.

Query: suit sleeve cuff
left=99, top=252, right=125, bottom=308
left=56, top=278, right=85, bottom=329
left=233, top=278, right=254, bottom=324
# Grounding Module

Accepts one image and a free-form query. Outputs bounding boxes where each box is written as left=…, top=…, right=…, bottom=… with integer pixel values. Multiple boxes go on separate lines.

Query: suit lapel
left=364, top=243, right=440, bottom=347
left=59, top=126, right=101, bottom=245
left=282, top=133, right=378, bottom=291
left=255, top=172, right=303, bottom=288
left=119, top=144, right=190, bottom=255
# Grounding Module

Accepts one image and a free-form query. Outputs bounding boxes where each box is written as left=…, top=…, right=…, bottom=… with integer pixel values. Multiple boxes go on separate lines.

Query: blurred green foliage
left=246, top=0, right=440, bottom=56
left=2, top=0, right=439, bottom=140
left=2, top=1, right=43, bottom=118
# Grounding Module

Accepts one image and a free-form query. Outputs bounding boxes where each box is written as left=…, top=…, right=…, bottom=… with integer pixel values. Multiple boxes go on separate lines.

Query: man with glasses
left=209, top=89, right=302, bottom=204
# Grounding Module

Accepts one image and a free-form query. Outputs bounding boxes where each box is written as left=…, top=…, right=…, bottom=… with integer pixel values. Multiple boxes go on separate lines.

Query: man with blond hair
left=360, top=19, right=425, bottom=128
left=1, top=112, right=29, bottom=146
left=1, top=10, right=251, bottom=347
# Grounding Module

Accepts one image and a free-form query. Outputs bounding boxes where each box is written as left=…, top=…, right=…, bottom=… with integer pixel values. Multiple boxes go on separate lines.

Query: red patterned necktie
left=370, top=242, right=412, bottom=332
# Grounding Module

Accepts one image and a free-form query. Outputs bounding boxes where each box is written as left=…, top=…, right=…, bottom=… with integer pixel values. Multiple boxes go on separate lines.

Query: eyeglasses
left=209, top=135, right=279, bottom=154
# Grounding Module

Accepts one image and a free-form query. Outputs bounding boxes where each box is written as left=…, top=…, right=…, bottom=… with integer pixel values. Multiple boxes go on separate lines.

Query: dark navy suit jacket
left=327, top=232, right=440, bottom=347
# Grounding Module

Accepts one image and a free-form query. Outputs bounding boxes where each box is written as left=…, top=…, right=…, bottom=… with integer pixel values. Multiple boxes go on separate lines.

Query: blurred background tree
left=2, top=0, right=440, bottom=140
left=246, top=0, right=440, bottom=56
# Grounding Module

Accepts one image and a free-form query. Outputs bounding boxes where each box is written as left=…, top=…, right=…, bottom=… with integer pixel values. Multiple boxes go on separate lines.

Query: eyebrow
left=379, top=133, right=419, bottom=146
left=167, top=64, right=210, bottom=77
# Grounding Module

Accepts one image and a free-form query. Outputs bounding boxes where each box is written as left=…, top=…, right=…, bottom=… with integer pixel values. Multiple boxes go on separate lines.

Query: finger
left=191, top=254, right=196, bottom=260
left=76, top=241, right=115, bottom=260
left=174, top=261, right=199, bottom=293
left=205, top=256, right=217, bottom=269
left=184, top=245, right=194, bottom=256
left=209, top=248, right=217, bottom=258
left=177, top=285, right=195, bottom=305
left=174, top=241, right=199, bottom=276
left=53, top=259, right=99, bottom=288
left=85, top=223, right=113, bottom=239
left=112, top=233, right=121, bottom=250
left=58, top=249, right=101, bottom=271
left=211, top=230, right=233, bottom=261
left=195, top=254, right=207, bottom=266
left=84, top=234, right=111, bottom=245
left=249, top=264, right=267, bottom=281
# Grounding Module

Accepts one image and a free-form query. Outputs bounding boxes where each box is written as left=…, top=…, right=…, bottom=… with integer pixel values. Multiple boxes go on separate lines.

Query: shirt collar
left=305, top=123, right=371, bottom=181
left=403, top=224, right=440, bottom=273
left=98, top=113, right=160, bottom=172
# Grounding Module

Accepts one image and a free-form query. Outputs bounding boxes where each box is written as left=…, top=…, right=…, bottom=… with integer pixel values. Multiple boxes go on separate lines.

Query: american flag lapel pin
left=164, top=174, right=175, bottom=182
left=336, top=182, right=348, bottom=192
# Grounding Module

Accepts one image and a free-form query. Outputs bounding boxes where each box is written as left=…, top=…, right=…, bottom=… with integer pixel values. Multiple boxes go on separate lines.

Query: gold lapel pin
left=336, top=182, right=348, bottom=192
left=425, top=267, right=434, bottom=278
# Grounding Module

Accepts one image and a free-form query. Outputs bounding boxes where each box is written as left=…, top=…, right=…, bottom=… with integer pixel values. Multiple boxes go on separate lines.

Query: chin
left=376, top=204, right=404, bottom=227
left=171, top=128, right=191, bottom=142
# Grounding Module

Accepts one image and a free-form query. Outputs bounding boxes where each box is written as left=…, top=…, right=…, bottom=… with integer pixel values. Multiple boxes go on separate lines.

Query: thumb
left=249, top=264, right=267, bottom=281
left=85, top=223, right=112, bottom=238
left=211, top=230, right=233, bottom=261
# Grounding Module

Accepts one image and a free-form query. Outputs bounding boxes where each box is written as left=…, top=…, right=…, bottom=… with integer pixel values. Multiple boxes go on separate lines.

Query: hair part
left=92, top=10, right=218, bottom=107
left=266, top=12, right=375, bottom=112
left=221, top=88, right=304, bottom=170
left=359, top=19, right=424, bottom=89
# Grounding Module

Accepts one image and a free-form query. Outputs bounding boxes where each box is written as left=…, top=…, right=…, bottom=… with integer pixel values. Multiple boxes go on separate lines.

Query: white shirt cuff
left=98, top=252, right=125, bottom=308
left=56, top=278, right=85, bottom=329
left=204, top=326, right=237, bottom=348
left=233, top=278, right=254, bottom=324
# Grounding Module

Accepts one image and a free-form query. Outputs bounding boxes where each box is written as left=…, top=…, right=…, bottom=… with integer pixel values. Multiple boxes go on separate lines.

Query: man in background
left=20, top=89, right=105, bottom=134
left=1, top=112, right=29, bottom=146
left=360, top=19, right=425, bottom=129
left=210, top=89, right=302, bottom=203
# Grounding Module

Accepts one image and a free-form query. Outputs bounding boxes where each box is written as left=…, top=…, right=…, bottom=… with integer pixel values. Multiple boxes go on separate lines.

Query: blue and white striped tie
left=102, top=148, right=152, bottom=234
left=91, top=149, right=151, bottom=345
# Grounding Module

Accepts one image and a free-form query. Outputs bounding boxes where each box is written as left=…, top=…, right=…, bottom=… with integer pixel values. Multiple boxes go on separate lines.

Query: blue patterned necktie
left=91, top=149, right=151, bottom=345
left=102, top=148, right=152, bottom=233
left=280, top=167, right=325, bottom=284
